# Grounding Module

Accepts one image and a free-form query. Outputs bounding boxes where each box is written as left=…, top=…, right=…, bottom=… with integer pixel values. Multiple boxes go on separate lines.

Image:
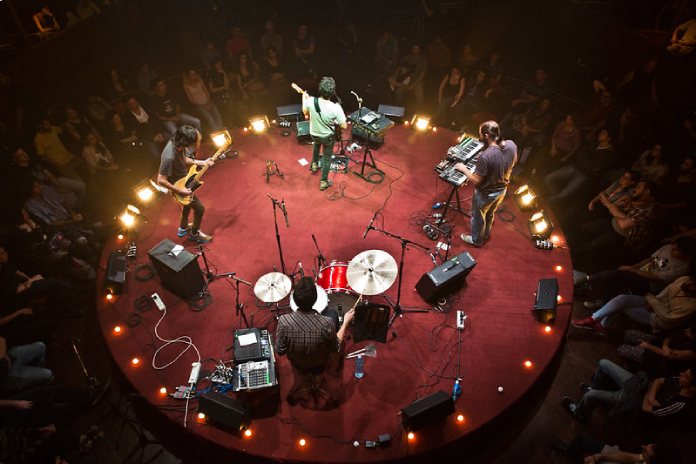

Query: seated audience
left=225, top=26, right=252, bottom=60
left=506, top=97, right=553, bottom=157
left=667, top=17, right=696, bottom=55
left=182, top=69, right=223, bottom=131
left=135, top=62, right=158, bottom=97
left=549, top=114, right=582, bottom=166
left=200, top=41, right=222, bottom=72
left=292, top=24, right=316, bottom=77
left=33, top=5, right=60, bottom=37
left=261, top=46, right=289, bottom=97
left=632, top=143, right=670, bottom=184
left=34, top=118, right=84, bottom=182
left=552, top=432, right=680, bottom=464
left=81, top=133, right=119, bottom=178
left=503, top=68, right=550, bottom=121
left=375, top=30, right=399, bottom=77
left=63, top=107, right=99, bottom=155
left=0, top=338, right=53, bottom=396
left=433, top=65, right=465, bottom=127
left=151, top=79, right=202, bottom=137
left=83, top=93, right=112, bottom=132
left=260, top=20, right=283, bottom=56
left=234, top=53, right=267, bottom=102
left=619, top=322, right=696, bottom=378
left=124, top=96, right=166, bottom=158
left=572, top=273, right=696, bottom=334
left=389, top=44, right=428, bottom=106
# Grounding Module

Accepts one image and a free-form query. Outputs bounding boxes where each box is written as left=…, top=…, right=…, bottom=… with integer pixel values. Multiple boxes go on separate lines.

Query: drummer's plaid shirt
left=276, top=310, right=339, bottom=370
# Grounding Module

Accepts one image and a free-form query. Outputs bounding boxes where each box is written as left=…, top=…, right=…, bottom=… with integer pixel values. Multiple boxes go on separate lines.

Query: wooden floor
left=53, top=291, right=696, bottom=464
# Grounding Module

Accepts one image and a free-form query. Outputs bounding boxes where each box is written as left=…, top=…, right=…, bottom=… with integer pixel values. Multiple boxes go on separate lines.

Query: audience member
left=632, top=143, right=670, bottom=184
left=667, top=17, right=696, bottom=55
left=234, top=53, right=267, bottom=102
left=549, top=114, right=582, bottom=166
left=200, top=41, right=222, bottom=72
left=81, top=133, right=119, bottom=178
left=63, top=107, right=99, bottom=155
left=83, top=94, right=112, bottom=131
left=457, top=44, right=478, bottom=72
left=105, top=69, right=132, bottom=108
left=619, top=321, right=696, bottom=378
left=552, top=432, right=680, bottom=464
left=33, top=5, right=60, bottom=37
left=0, top=338, right=53, bottom=397
left=151, top=80, right=202, bottom=137
left=260, top=20, right=283, bottom=56
left=433, top=65, right=465, bottom=127
left=503, top=68, right=550, bottom=121
left=375, top=31, right=399, bottom=77
left=135, top=62, right=158, bottom=97
left=33, top=118, right=84, bottom=182
left=225, top=26, right=253, bottom=60
left=389, top=44, right=428, bottom=105
left=292, top=24, right=316, bottom=77
left=261, top=46, right=289, bottom=98
left=425, top=35, right=452, bottom=85
left=207, top=58, right=239, bottom=125
left=124, top=96, right=166, bottom=158
left=182, top=69, right=223, bottom=131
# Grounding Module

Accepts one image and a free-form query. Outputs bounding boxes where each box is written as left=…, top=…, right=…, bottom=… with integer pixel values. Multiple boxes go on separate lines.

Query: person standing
left=301, top=77, right=347, bottom=191
left=454, top=121, right=517, bottom=246
left=156, top=126, right=214, bottom=243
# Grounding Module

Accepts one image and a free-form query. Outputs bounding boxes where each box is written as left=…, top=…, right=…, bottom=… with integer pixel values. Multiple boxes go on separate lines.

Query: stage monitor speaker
left=295, top=120, right=311, bottom=143
left=416, top=251, right=476, bottom=303
left=377, top=104, right=405, bottom=121
left=199, top=391, right=250, bottom=431
left=105, top=251, right=127, bottom=294
left=148, top=239, right=205, bottom=299
left=276, top=103, right=302, bottom=119
left=401, top=390, right=454, bottom=431
left=533, top=278, right=558, bottom=323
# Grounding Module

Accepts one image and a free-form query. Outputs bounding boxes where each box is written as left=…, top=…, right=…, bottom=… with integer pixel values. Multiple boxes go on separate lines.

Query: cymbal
left=346, top=250, right=398, bottom=295
left=254, top=272, right=292, bottom=303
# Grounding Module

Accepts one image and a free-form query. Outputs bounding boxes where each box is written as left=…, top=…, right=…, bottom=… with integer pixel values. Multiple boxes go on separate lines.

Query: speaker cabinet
left=105, top=251, right=127, bottom=294
left=533, top=278, right=558, bottom=323
left=148, top=239, right=204, bottom=299
left=199, top=392, right=250, bottom=431
left=295, top=120, right=311, bottom=143
left=416, top=251, right=476, bottom=302
left=401, top=390, right=454, bottom=431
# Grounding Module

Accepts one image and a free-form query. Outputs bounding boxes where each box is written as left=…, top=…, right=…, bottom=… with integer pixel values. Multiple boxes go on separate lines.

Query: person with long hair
left=234, top=53, right=266, bottom=101
left=182, top=69, right=222, bottom=131
left=434, top=65, right=465, bottom=127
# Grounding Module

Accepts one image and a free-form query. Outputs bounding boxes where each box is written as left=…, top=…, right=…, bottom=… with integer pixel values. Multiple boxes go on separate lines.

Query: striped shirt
left=276, top=310, right=338, bottom=370
left=652, top=376, right=695, bottom=419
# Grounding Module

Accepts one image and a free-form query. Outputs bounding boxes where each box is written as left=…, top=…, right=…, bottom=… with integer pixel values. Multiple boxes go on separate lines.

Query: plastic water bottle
left=432, top=202, right=444, bottom=210
left=354, top=355, right=365, bottom=379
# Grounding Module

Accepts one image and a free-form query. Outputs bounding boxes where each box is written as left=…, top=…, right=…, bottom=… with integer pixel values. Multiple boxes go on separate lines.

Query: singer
left=157, top=125, right=214, bottom=243
left=454, top=121, right=517, bottom=247
left=301, top=76, right=348, bottom=191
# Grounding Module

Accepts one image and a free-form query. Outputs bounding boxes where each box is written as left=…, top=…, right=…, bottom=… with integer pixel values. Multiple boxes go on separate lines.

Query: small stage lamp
left=249, top=115, right=270, bottom=134
left=410, top=114, right=431, bottom=131
left=210, top=129, right=232, bottom=148
left=528, top=210, right=554, bottom=240
left=514, top=184, right=537, bottom=211
left=133, top=179, right=166, bottom=207
left=118, top=204, right=143, bottom=230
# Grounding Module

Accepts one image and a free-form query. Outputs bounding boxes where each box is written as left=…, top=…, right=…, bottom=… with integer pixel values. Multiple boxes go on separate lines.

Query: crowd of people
left=1, top=0, right=695, bottom=461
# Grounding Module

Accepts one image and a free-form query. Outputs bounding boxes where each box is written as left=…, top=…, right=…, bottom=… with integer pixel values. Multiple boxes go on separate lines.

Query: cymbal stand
left=369, top=226, right=431, bottom=331
left=233, top=275, right=252, bottom=329
left=311, top=233, right=327, bottom=275
left=267, top=194, right=288, bottom=275
left=197, top=244, right=237, bottom=297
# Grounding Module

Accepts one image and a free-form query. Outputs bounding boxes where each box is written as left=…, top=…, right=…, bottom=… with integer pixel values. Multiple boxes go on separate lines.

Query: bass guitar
left=172, top=141, right=231, bottom=206
left=291, top=82, right=342, bottom=142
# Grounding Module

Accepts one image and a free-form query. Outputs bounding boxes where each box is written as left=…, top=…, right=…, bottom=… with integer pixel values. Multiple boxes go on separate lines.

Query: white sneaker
left=460, top=234, right=481, bottom=247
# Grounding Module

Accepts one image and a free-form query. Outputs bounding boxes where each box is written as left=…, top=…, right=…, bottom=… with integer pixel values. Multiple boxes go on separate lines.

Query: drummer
left=276, top=277, right=355, bottom=372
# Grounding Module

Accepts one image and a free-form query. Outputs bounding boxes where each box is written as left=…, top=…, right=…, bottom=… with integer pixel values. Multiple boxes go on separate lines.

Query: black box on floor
left=415, top=251, right=476, bottom=303
left=295, top=120, right=311, bottom=143
left=533, top=278, right=558, bottom=323
left=105, top=251, right=126, bottom=294
left=199, top=392, right=250, bottom=431
left=401, top=390, right=454, bottom=431
left=148, top=239, right=204, bottom=299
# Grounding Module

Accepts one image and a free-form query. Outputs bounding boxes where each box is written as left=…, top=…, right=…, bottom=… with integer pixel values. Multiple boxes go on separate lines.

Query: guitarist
left=301, top=76, right=347, bottom=191
left=157, top=125, right=214, bottom=243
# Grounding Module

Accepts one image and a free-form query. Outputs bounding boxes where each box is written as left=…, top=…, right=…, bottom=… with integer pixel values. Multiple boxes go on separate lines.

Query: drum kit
left=253, top=249, right=399, bottom=320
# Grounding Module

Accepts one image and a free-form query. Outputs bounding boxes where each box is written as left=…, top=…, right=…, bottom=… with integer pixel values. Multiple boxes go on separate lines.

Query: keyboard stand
left=441, top=183, right=471, bottom=223
left=352, top=122, right=384, bottom=181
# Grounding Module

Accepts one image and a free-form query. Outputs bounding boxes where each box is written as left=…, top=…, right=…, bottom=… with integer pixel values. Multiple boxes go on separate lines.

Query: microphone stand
left=196, top=244, right=237, bottom=299
left=311, top=234, right=327, bottom=274
left=226, top=274, right=252, bottom=350
left=368, top=225, right=432, bottom=332
left=267, top=194, right=288, bottom=275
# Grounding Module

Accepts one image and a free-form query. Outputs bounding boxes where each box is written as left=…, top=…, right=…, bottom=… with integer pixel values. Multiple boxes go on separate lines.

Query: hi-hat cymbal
left=254, top=272, right=292, bottom=303
left=346, top=250, right=398, bottom=295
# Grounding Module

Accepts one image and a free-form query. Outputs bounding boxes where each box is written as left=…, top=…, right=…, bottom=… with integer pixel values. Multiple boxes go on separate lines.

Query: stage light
left=555, top=265, right=563, bottom=272
left=551, top=234, right=560, bottom=243
left=528, top=210, right=554, bottom=239
left=131, top=357, right=140, bottom=366
left=210, top=129, right=232, bottom=148
left=407, top=432, right=415, bottom=441
left=106, top=292, right=114, bottom=302
left=524, top=360, right=533, bottom=369
left=515, top=185, right=537, bottom=210
left=159, top=387, right=167, bottom=395
left=456, top=414, right=465, bottom=423
left=197, top=412, right=206, bottom=422
left=113, top=325, right=122, bottom=334
left=557, top=295, right=563, bottom=303
left=432, top=126, right=438, bottom=132
left=244, top=429, right=253, bottom=438
left=117, top=233, right=124, bottom=240
left=298, top=438, right=307, bottom=447
left=132, top=179, right=166, bottom=208
left=411, top=114, right=431, bottom=131
left=118, top=204, right=142, bottom=229
left=249, top=115, right=270, bottom=133
left=544, top=325, right=552, bottom=334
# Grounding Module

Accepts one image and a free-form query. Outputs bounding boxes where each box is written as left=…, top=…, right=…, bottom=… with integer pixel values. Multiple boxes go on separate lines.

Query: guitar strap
left=314, top=96, right=334, bottom=140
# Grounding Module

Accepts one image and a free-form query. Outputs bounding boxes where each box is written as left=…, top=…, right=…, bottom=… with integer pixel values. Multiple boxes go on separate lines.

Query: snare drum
left=317, top=261, right=359, bottom=317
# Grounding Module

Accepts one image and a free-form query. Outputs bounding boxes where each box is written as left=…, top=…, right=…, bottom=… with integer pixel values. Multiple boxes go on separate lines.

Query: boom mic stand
left=268, top=194, right=289, bottom=275
left=367, top=225, right=431, bottom=330
left=311, top=233, right=327, bottom=275
left=197, top=244, right=237, bottom=297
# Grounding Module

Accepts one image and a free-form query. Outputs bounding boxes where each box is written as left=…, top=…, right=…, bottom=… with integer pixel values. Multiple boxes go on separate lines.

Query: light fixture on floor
left=248, top=115, right=270, bottom=134
left=528, top=210, right=553, bottom=240
left=514, top=184, right=537, bottom=211
left=133, top=179, right=167, bottom=207
left=410, top=114, right=431, bottom=131
left=210, top=129, right=232, bottom=148
left=118, top=204, right=145, bottom=231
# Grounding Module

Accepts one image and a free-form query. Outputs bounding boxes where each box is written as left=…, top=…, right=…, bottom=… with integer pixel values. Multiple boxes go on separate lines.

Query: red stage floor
left=97, top=125, right=573, bottom=463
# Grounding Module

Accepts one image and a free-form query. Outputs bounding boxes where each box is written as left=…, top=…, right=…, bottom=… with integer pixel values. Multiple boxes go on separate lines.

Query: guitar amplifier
left=295, top=120, right=311, bottom=143
left=148, top=239, right=205, bottom=299
left=416, top=252, right=476, bottom=303
left=533, top=278, right=558, bottom=323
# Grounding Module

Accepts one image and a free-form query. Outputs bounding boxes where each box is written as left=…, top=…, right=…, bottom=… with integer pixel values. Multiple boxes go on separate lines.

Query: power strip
left=188, top=362, right=201, bottom=384
left=456, top=310, right=467, bottom=329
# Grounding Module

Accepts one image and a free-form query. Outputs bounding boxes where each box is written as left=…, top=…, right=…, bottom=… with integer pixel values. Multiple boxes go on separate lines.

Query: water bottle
left=354, top=355, right=365, bottom=379
left=432, top=202, right=444, bottom=210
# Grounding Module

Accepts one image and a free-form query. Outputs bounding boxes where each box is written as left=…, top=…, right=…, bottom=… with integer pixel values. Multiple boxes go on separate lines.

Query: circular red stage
left=97, top=125, right=573, bottom=463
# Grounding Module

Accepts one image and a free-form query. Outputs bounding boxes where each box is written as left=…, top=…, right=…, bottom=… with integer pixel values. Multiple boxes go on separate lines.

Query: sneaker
left=310, top=162, right=318, bottom=173
left=320, top=180, right=333, bottom=191
left=561, top=396, right=582, bottom=419
left=177, top=223, right=193, bottom=237
left=460, top=234, right=481, bottom=247
left=593, top=321, right=608, bottom=336
left=573, top=270, right=588, bottom=287
left=571, top=316, right=596, bottom=329
left=189, top=231, right=212, bottom=243
left=583, top=299, right=603, bottom=310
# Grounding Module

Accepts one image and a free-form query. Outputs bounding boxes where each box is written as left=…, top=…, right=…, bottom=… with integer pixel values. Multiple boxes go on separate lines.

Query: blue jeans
left=545, top=164, right=587, bottom=204
left=0, top=342, right=53, bottom=395
left=576, top=359, right=635, bottom=418
left=591, top=294, right=652, bottom=328
left=161, top=113, right=202, bottom=138
left=470, top=188, right=506, bottom=245
left=193, top=104, right=223, bottom=132
left=311, top=134, right=335, bottom=182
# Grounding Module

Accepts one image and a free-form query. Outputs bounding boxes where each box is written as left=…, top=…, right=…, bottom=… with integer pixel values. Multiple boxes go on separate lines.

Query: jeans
left=161, top=113, right=202, bottom=138
left=591, top=294, right=653, bottom=328
left=589, top=270, right=651, bottom=301
left=311, top=134, right=335, bottom=182
left=55, top=177, right=87, bottom=209
left=193, top=104, right=223, bottom=132
left=180, top=194, right=205, bottom=234
left=545, top=164, right=587, bottom=204
left=470, top=188, right=506, bottom=245
left=576, top=359, right=635, bottom=418
left=0, top=342, right=53, bottom=395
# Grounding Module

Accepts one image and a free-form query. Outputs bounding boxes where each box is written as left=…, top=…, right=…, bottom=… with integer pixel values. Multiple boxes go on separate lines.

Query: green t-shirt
left=302, top=94, right=346, bottom=138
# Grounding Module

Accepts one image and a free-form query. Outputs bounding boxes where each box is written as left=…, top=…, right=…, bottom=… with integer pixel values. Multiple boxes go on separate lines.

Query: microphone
left=281, top=199, right=289, bottom=227
left=350, top=91, right=363, bottom=103
left=298, top=262, right=304, bottom=278
left=362, top=211, right=378, bottom=239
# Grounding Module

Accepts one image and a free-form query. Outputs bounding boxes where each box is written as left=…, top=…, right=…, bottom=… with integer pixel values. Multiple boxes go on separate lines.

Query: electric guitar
left=291, top=82, right=342, bottom=142
left=172, top=141, right=231, bottom=206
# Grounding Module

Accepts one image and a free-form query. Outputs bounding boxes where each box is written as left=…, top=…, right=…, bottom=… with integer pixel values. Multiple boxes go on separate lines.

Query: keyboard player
left=454, top=120, right=517, bottom=247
